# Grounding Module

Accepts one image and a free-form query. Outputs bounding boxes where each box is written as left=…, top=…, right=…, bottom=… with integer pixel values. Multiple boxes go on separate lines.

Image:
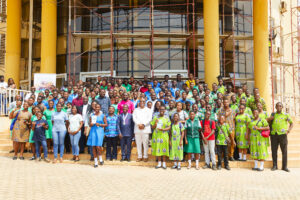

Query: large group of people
left=1, top=73, right=294, bottom=171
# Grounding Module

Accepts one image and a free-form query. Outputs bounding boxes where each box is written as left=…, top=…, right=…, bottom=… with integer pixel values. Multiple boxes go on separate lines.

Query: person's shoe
left=177, top=166, right=181, bottom=170
left=196, top=166, right=200, bottom=170
left=127, top=159, right=131, bottom=162
left=143, top=158, right=148, bottom=162
left=19, top=157, right=24, bottom=160
left=120, top=158, right=125, bottom=162
left=202, top=164, right=211, bottom=169
left=12, top=156, right=17, bottom=160
left=136, top=158, right=142, bottom=162
left=271, top=166, right=278, bottom=171
left=282, top=168, right=290, bottom=173
left=229, top=157, right=235, bottom=161
left=29, top=156, right=36, bottom=161
left=171, top=165, right=177, bottom=169
left=155, top=165, right=161, bottom=169
left=53, top=159, right=57, bottom=164
left=71, top=156, right=76, bottom=161
left=100, top=161, right=104, bottom=165
left=252, top=168, right=258, bottom=171
left=59, top=158, right=63, bottom=163
left=9, top=150, right=14, bottom=153
left=110, top=158, right=113, bottom=161
left=217, top=165, right=222, bottom=170
left=258, top=168, right=264, bottom=172
left=38, top=157, right=42, bottom=161
left=225, top=166, right=231, bottom=170
left=242, top=159, right=247, bottom=162
left=75, top=157, right=80, bottom=162
left=106, top=157, right=111, bottom=161
left=162, top=166, right=167, bottom=170
left=44, top=158, right=51, bottom=163
left=187, top=165, right=191, bottom=169
left=90, top=157, right=94, bottom=161
left=94, top=164, right=98, bottom=168
left=212, top=165, right=217, bottom=170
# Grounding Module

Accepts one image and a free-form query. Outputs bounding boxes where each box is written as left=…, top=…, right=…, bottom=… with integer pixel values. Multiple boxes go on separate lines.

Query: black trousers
left=79, top=127, right=86, bottom=153
left=106, top=137, right=118, bottom=159
left=217, top=145, right=229, bottom=167
left=120, top=136, right=132, bottom=160
left=271, top=133, right=288, bottom=169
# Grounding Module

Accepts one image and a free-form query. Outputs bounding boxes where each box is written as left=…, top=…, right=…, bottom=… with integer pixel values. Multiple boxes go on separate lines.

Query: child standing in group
left=32, top=112, right=50, bottom=162
left=169, top=113, right=185, bottom=170
left=216, top=115, right=231, bottom=170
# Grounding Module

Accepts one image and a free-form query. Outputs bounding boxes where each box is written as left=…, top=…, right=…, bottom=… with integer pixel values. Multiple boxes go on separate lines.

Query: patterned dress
left=151, top=116, right=171, bottom=157
left=248, top=119, right=269, bottom=160
left=43, top=109, right=55, bottom=139
left=169, top=123, right=185, bottom=161
left=12, top=111, right=32, bottom=142
left=235, top=113, right=251, bottom=149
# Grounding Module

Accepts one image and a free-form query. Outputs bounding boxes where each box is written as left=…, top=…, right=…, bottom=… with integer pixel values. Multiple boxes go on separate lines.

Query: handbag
left=255, top=119, right=270, bottom=138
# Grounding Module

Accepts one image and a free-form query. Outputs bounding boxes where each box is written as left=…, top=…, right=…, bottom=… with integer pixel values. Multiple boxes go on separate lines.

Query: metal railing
left=0, top=88, right=31, bottom=116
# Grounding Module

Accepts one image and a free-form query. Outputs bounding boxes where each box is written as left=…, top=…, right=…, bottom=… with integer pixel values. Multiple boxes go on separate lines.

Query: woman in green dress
left=151, top=105, right=171, bottom=169
left=257, top=102, right=268, bottom=120
left=44, top=100, right=55, bottom=153
left=240, top=98, right=252, bottom=117
left=248, top=109, right=270, bottom=171
left=235, top=104, right=251, bottom=161
left=184, top=111, right=202, bottom=170
left=29, top=106, right=39, bottom=160
left=169, top=113, right=185, bottom=170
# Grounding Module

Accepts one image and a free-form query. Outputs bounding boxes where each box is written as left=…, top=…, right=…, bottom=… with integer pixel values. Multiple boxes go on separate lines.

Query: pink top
left=117, top=100, right=135, bottom=114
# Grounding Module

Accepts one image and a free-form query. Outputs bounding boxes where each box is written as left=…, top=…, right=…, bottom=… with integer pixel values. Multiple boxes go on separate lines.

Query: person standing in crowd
left=268, top=102, right=293, bottom=172
left=151, top=105, right=171, bottom=169
left=216, top=115, right=231, bottom=170
left=43, top=100, right=55, bottom=153
left=217, top=98, right=236, bottom=161
left=248, top=109, right=270, bottom=171
left=68, top=106, right=83, bottom=162
left=28, top=107, right=39, bottom=160
left=51, top=103, right=69, bottom=163
left=185, top=73, right=195, bottom=88
left=169, top=113, right=185, bottom=170
left=118, top=92, right=134, bottom=114
left=72, top=89, right=83, bottom=107
left=105, top=106, right=119, bottom=161
left=11, top=101, right=32, bottom=160
left=0, top=75, right=7, bottom=88
left=32, top=111, right=50, bottom=162
left=184, top=111, right=202, bottom=170
left=117, top=104, right=134, bottom=161
left=87, top=104, right=107, bottom=167
left=201, top=111, right=217, bottom=170
left=97, top=89, right=111, bottom=115
left=132, top=98, right=152, bottom=162
left=235, top=104, right=251, bottom=161
left=76, top=96, right=90, bottom=154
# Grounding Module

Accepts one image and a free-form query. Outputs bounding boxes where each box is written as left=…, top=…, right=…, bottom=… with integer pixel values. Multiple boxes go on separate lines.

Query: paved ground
left=0, top=157, right=300, bottom=200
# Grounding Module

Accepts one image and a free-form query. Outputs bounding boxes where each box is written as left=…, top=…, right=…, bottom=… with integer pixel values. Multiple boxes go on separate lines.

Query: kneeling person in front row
left=32, top=111, right=50, bottom=162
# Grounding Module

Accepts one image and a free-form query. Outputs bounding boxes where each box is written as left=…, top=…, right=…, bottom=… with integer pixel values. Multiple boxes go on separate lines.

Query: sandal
left=53, top=158, right=57, bottom=164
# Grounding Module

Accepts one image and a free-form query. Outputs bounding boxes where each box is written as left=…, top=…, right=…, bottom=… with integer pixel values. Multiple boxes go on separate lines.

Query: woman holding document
left=87, top=103, right=107, bottom=168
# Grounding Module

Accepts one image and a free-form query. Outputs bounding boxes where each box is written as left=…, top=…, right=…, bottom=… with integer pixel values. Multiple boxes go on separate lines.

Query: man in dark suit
left=76, top=96, right=91, bottom=154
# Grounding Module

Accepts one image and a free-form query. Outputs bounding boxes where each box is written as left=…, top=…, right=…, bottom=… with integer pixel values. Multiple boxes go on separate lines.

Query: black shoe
left=171, top=165, right=177, bottom=169
left=12, top=156, right=17, bottom=160
left=110, top=158, right=113, bottom=161
left=19, top=157, right=25, bottom=160
left=120, top=158, right=125, bottom=162
left=225, top=166, right=231, bottom=170
left=29, top=156, right=36, bottom=161
left=155, top=166, right=161, bottom=169
left=212, top=165, right=217, bottom=170
left=100, top=161, right=104, bottom=165
left=217, top=165, right=222, bottom=170
left=162, top=166, right=167, bottom=170
left=229, top=157, right=235, bottom=161
left=9, top=150, right=14, bottom=153
left=177, top=166, right=181, bottom=170
left=271, top=166, right=278, bottom=171
left=94, top=164, right=98, bottom=168
left=127, top=159, right=130, bottom=162
left=202, top=164, right=211, bottom=169
left=282, top=168, right=290, bottom=173
left=252, top=168, right=258, bottom=171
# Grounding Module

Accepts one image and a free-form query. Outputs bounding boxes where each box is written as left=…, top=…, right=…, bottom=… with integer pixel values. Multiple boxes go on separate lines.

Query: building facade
left=0, top=0, right=299, bottom=115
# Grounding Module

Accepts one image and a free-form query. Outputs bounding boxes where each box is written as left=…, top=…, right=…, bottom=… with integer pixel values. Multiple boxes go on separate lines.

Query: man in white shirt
left=0, top=75, right=8, bottom=88
left=132, top=98, right=152, bottom=162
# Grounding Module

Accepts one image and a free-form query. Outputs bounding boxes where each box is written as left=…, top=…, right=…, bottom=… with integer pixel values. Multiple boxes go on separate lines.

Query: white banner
left=34, top=73, right=56, bottom=91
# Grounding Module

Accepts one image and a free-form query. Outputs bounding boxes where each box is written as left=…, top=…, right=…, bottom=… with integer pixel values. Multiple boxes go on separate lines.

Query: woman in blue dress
left=87, top=103, right=107, bottom=168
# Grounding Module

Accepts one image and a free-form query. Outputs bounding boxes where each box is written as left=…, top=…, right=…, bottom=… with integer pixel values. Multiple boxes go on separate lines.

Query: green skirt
left=45, top=120, right=53, bottom=139
left=184, top=137, right=201, bottom=153
left=29, top=130, right=34, bottom=143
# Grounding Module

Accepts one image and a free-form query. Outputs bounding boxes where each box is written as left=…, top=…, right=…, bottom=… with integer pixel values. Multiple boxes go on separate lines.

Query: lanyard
left=122, top=113, right=128, bottom=125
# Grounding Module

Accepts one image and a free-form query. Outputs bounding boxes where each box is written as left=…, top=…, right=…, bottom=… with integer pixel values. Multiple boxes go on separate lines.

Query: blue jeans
left=70, top=131, right=81, bottom=156
left=53, top=130, right=66, bottom=158
left=35, top=140, right=48, bottom=158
